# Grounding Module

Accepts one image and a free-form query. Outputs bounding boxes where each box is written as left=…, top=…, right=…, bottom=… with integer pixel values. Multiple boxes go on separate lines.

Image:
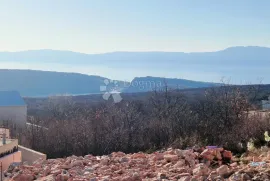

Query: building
left=262, top=96, right=270, bottom=110
left=0, top=129, right=10, bottom=139
left=0, top=91, right=27, bottom=128
left=0, top=128, right=21, bottom=171
left=0, top=128, right=46, bottom=173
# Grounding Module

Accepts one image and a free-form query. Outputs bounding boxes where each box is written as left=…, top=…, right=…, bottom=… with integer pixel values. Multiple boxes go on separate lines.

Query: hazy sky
left=1, top=0, right=270, bottom=53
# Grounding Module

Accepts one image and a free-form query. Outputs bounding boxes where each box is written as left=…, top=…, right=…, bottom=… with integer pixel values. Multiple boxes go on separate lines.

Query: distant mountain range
left=0, top=46, right=270, bottom=96
left=0, top=69, right=217, bottom=97
left=0, top=46, right=270, bottom=84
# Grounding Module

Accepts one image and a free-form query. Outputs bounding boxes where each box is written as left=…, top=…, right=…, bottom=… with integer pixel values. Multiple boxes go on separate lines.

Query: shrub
left=21, top=84, right=270, bottom=157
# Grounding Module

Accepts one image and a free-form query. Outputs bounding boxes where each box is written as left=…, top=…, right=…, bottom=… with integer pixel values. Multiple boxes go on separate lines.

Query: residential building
left=262, top=96, right=270, bottom=110
left=0, top=129, right=21, bottom=171
left=0, top=91, right=27, bottom=128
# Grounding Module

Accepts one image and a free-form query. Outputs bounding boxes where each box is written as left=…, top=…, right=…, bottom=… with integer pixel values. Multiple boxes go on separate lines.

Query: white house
left=0, top=91, right=27, bottom=128
left=262, top=96, right=270, bottom=110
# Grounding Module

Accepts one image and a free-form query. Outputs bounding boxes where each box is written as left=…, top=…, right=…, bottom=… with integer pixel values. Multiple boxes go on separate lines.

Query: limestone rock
left=164, top=154, right=179, bottom=162
left=217, top=165, right=229, bottom=176
left=193, top=164, right=210, bottom=176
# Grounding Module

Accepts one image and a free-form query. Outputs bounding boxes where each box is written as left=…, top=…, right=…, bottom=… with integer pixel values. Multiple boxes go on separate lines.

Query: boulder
left=222, top=150, right=233, bottom=160
left=217, top=165, right=229, bottom=176
left=193, top=164, right=210, bottom=176
left=200, top=149, right=215, bottom=161
left=164, top=154, right=179, bottom=162
left=229, top=172, right=242, bottom=181
left=157, top=172, right=167, bottom=179
left=71, top=160, right=83, bottom=167
left=178, top=176, right=191, bottom=181
left=36, top=175, right=54, bottom=181
left=11, top=173, right=34, bottom=181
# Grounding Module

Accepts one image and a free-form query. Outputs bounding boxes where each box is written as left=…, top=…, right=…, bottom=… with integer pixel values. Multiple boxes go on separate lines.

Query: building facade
left=0, top=129, right=21, bottom=171
left=0, top=91, right=27, bottom=128
left=262, top=96, right=270, bottom=110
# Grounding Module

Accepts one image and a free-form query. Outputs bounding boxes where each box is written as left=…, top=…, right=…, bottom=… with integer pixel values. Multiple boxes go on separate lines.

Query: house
left=262, top=96, right=270, bottom=110
left=0, top=91, right=27, bottom=128
left=0, top=128, right=21, bottom=171
left=0, top=128, right=46, bottom=173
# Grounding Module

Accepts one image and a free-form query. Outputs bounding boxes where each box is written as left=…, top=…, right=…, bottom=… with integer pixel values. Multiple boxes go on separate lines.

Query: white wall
left=263, top=104, right=270, bottom=110
left=262, top=100, right=270, bottom=110
left=0, top=106, right=27, bottom=128
left=18, top=145, right=46, bottom=164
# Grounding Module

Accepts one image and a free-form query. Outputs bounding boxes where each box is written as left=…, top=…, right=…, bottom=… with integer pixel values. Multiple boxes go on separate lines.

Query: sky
left=1, top=0, right=270, bottom=53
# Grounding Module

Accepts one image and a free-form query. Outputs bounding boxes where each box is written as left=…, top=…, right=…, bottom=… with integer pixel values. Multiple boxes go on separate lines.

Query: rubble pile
left=5, top=146, right=270, bottom=181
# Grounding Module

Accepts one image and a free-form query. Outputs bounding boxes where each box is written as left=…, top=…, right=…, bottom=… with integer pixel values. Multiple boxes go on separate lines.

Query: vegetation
left=20, top=84, right=270, bottom=158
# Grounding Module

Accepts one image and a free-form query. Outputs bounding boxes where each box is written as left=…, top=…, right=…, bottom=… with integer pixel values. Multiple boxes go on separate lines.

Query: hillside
left=0, top=69, right=217, bottom=97
left=124, top=76, right=218, bottom=93
left=0, top=69, right=106, bottom=97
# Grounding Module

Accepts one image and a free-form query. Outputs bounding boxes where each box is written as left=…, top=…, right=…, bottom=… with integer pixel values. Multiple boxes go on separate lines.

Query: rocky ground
left=5, top=146, right=270, bottom=181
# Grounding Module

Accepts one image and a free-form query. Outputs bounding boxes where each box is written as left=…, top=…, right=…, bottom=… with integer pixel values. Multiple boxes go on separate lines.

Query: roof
left=0, top=91, right=26, bottom=106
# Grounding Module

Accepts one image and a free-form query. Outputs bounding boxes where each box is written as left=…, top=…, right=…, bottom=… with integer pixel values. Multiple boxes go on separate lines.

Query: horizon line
left=0, top=45, right=269, bottom=55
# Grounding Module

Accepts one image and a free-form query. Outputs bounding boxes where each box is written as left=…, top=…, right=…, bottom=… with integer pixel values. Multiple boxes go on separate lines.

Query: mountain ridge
left=1, top=46, right=270, bottom=54
left=0, top=46, right=270, bottom=84
left=0, top=69, right=218, bottom=97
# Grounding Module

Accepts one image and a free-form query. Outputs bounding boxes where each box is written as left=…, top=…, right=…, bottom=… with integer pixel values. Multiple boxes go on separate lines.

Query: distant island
left=0, top=69, right=218, bottom=97
left=0, top=46, right=270, bottom=85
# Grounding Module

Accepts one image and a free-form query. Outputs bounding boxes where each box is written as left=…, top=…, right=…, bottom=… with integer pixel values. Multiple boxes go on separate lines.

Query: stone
left=253, top=156, right=261, bottom=162
left=59, top=164, right=71, bottom=170
left=163, top=162, right=172, bottom=168
left=142, top=171, right=155, bottom=178
left=217, top=165, right=229, bottom=176
left=7, top=163, right=17, bottom=173
left=230, top=162, right=238, bottom=167
left=101, top=176, right=110, bottom=181
left=11, top=173, right=34, bottom=181
left=176, top=167, right=189, bottom=174
left=157, top=172, right=167, bottom=179
left=83, top=166, right=94, bottom=173
left=173, top=159, right=186, bottom=167
left=154, top=153, right=164, bottom=161
left=36, top=175, right=54, bottom=181
left=132, top=153, right=147, bottom=159
left=193, top=164, right=210, bottom=176
left=71, top=160, right=83, bottom=167
left=174, top=173, right=191, bottom=180
left=207, top=171, right=218, bottom=180
left=90, top=177, right=98, bottom=181
left=216, top=151, right=222, bottom=160
left=120, top=176, right=133, bottom=181
left=175, top=149, right=184, bottom=158
left=222, top=150, right=233, bottom=160
left=267, top=151, right=270, bottom=160
left=200, top=149, right=215, bottom=161
left=9, top=147, right=262, bottom=181
left=100, top=158, right=110, bottom=165
left=241, top=173, right=251, bottom=180
left=120, top=157, right=129, bottom=163
left=50, top=169, right=62, bottom=176
left=164, top=154, right=179, bottom=162
left=55, top=171, right=70, bottom=181
left=132, top=172, right=141, bottom=180
left=229, top=172, right=242, bottom=181
left=115, top=169, right=124, bottom=174
left=178, top=176, right=191, bottom=181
